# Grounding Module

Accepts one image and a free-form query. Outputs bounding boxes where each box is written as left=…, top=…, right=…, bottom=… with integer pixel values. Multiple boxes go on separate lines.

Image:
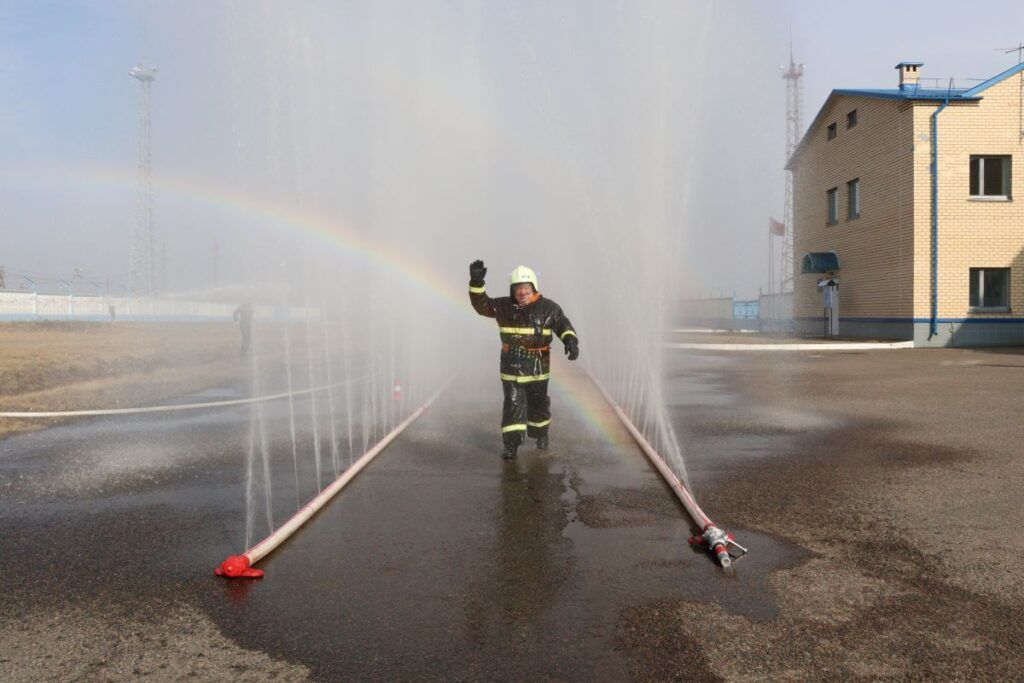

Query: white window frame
left=826, top=187, right=838, bottom=225
left=969, top=155, right=1011, bottom=200
left=847, top=178, right=860, bottom=219
left=968, top=267, right=1010, bottom=312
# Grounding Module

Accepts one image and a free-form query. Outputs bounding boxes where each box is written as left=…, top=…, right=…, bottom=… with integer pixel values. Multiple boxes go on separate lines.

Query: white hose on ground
left=666, top=341, right=915, bottom=352
left=0, top=376, right=370, bottom=418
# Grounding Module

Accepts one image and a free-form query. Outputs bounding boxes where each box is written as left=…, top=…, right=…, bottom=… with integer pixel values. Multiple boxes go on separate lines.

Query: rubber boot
left=536, top=435, right=549, bottom=450
left=501, top=443, right=518, bottom=460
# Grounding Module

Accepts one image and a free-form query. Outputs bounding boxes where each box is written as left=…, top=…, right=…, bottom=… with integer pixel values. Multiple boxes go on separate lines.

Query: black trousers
left=501, top=379, right=551, bottom=446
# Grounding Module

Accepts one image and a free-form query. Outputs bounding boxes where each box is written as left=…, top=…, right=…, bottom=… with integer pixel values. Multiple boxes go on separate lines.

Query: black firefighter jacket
left=470, top=286, right=577, bottom=382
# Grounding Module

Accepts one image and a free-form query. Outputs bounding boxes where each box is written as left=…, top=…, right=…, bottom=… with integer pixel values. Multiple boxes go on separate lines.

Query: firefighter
left=469, top=259, right=579, bottom=460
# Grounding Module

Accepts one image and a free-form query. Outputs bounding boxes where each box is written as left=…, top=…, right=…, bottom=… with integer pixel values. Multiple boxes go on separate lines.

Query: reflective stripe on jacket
left=469, top=285, right=577, bottom=379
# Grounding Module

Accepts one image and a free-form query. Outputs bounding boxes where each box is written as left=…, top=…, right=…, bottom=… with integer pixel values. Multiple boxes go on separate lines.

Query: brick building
left=788, top=60, right=1024, bottom=345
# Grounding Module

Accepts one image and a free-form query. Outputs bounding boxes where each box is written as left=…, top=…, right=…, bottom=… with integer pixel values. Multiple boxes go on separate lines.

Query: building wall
left=911, top=74, right=1024, bottom=345
left=792, top=95, right=916, bottom=333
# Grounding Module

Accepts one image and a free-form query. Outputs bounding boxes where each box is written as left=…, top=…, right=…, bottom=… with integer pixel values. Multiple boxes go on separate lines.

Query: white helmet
left=509, top=265, right=538, bottom=292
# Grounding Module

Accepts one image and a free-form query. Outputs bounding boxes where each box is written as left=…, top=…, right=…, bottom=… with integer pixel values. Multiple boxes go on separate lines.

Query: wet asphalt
left=0, top=351, right=804, bottom=681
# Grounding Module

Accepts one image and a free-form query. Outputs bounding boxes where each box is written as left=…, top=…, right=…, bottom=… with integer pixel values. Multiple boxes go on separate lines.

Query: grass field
left=0, top=322, right=244, bottom=439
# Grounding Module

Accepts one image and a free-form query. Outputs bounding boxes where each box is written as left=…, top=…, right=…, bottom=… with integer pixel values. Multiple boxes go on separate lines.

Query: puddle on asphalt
left=554, top=365, right=810, bottom=622
left=518, top=420, right=812, bottom=624
left=561, top=468, right=808, bottom=622
left=662, top=353, right=737, bottom=409
left=662, top=373, right=735, bottom=408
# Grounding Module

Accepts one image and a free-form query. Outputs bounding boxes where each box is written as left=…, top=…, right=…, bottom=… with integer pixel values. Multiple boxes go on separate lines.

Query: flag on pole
left=769, top=217, right=786, bottom=236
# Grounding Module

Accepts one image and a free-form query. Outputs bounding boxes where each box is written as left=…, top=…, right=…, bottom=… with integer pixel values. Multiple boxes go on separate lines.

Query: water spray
left=585, top=369, right=746, bottom=570
left=216, top=382, right=449, bottom=579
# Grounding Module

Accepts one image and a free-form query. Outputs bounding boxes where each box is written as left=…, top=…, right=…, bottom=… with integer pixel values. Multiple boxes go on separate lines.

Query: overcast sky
left=1, top=1, right=1022, bottom=298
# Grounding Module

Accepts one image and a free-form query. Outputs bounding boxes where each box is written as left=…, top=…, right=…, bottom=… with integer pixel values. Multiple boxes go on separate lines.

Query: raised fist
left=469, top=259, right=487, bottom=285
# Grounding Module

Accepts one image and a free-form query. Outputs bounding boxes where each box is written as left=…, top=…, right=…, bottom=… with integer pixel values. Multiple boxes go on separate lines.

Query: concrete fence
left=0, top=291, right=313, bottom=322
left=672, top=292, right=794, bottom=333
left=672, top=297, right=737, bottom=330
left=758, top=292, right=795, bottom=334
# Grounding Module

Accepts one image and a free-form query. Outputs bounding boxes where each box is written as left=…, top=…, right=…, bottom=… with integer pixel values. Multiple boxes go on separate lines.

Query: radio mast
left=779, top=46, right=804, bottom=294
left=129, top=62, right=158, bottom=297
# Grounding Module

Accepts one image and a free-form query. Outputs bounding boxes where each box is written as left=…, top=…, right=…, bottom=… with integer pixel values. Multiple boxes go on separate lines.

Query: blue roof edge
left=833, top=88, right=980, bottom=101
left=963, top=61, right=1024, bottom=96
left=834, top=89, right=906, bottom=100
left=788, top=61, right=1024, bottom=169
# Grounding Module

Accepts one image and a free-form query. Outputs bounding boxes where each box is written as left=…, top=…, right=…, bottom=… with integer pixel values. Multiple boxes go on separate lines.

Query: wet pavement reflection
left=0, top=353, right=807, bottom=679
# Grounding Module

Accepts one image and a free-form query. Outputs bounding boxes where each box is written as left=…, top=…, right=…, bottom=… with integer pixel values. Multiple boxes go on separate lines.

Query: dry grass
left=0, top=322, right=246, bottom=439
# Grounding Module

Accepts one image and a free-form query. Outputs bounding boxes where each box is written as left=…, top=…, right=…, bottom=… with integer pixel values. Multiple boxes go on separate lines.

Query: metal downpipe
left=930, top=99, right=949, bottom=339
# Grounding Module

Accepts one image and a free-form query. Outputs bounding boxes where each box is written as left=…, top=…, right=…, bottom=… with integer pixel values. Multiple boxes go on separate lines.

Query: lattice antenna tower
left=129, top=63, right=158, bottom=297
left=780, top=45, right=804, bottom=294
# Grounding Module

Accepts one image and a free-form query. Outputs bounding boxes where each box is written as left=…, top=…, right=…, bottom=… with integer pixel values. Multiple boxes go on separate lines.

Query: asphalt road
left=0, top=351, right=802, bottom=681
left=660, top=344, right=1024, bottom=680
left=6, top=344, right=1021, bottom=680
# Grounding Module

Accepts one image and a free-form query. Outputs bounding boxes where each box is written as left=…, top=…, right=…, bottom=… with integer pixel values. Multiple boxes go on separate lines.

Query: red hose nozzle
left=215, top=554, right=264, bottom=579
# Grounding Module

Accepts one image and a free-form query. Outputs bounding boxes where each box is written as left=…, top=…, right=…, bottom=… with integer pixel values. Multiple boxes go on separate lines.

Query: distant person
left=468, top=260, right=579, bottom=460
left=233, top=302, right=253, bottom=358
left=108, top=304, right=116, bottom=321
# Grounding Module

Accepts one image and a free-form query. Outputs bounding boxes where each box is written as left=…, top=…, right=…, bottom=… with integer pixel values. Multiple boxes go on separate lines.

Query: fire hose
left=584, top=369, right=746, bottom=570
left=216, top=382, right=448, bottom=579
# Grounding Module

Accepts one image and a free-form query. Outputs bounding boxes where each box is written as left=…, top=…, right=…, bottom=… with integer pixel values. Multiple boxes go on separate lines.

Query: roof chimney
left=896, top=62, right=923, bottom=90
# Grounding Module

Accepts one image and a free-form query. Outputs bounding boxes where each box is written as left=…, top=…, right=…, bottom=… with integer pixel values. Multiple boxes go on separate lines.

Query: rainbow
left=41, top=163, right=471, bottom=316
left=550, top=364, right=631, bottom=446
left=18, top=162, right=631, bottom=444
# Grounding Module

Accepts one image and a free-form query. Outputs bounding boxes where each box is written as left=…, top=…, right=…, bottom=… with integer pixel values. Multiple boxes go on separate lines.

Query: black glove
left=469, top=259, right=487, bottom=286
left=564, top=336, right=579, bottom=361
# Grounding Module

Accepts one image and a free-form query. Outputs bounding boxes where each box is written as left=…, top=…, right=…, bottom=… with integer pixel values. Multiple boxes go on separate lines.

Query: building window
left=847, top=178, right=860, bottom=219
left=827, top=122, right=837, bottom=140
left=827, top=187, right=838, bottom=225
left=969, top=268, right=1010, bottom=310
left=846, top=110, right=858, bottom=128
left=969, top=156, right=1011, bottom=198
